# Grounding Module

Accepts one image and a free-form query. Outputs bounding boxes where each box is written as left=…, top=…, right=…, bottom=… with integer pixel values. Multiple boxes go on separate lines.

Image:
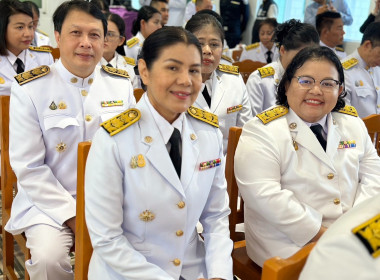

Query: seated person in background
left=240, top=18, right=279, bottom=63
left=85, top=26, right=233, bottom=280
left=0, top=0, right=53, bottom=95
left=299, top=193, right=380, bottom=280
left=184, top=0, right=213, bottom=24
left=150, top=0, right=169, bottom=26
left=100, top=12, right=140, bottom=88
left=185, top=13, right=252, bottom=155
left=24, top=1, right=52, bottom=46
left=342, top=22, right=380, bottom=118
left=316, top=11, right=346, bottom=59
left=4, top=1, right=135, bottom=279
left=246, top=19, right=319, bottom=115
left=235, top=46, right=380, bottom=267
left=360, top=0, right=380, bottom=33
left=304, top=0, right=352, bottom=27
left=124, top=6, right=162, bottom=61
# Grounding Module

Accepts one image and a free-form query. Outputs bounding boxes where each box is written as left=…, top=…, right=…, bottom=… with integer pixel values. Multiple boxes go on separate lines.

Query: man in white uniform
left=5, top=1, right=135, bottom=279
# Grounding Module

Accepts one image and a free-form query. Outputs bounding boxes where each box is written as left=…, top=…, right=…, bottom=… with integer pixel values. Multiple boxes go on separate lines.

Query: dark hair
left=361, top=22, right=380, bottom=46
left=259, top=18, right=278, bottom=31
left=24, top=1, right=39, bottom=17
left=53, top=0, right=107, bottom=36
left=274, top=19, right=319, bottom=51
left=276, top=46, right=345, bottom=111
left=0, top=0, right=33, bottom=56
left=150, top=0, right=168, bottom=7
left=316, top=11, right=341, bottom=35
left=90, top=0, right=110, bottom=13
left=195, top=9, right=224, bottom=26
left=185, top=13, right=225, bottom=45
left=132, top=6, right=160, bottom=36
left=105, top=12, right=125, bottom=36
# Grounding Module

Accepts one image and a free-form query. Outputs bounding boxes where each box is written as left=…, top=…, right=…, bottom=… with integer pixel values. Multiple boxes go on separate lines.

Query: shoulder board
left=29, top=46, right=52, bottom=53
left=256, top=106, right=288, bottom=124
left=335, top=46, right=344, bottom=52
left=245, top=42, right=260, bottom=51
left=258, top=66, right=275, bottom=78
left=127, top=37, right=139, bottom=48
left=14, top=65, right=50, bottom=85
left=352, top=213, right=380, bottom=258
left=101, top=65, right=130, bottom=79
left=338, top=105, right=358, bottom=117
left=221, top=54, right=233, bottom=63
left=187, top=106, right=219, bottom=128
left=123, top=56, right=136, bottom=66
left=218, top=64, right=239, bottom=75
left=37, top=29, right=49, bottom=37
left=342, top=58, right=358, bottom=70
left=101, top=108, right=140, bottom=136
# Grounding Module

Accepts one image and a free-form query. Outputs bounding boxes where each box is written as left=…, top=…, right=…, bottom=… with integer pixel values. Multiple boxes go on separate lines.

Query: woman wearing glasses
left=235, top=46, right=380, bottom=267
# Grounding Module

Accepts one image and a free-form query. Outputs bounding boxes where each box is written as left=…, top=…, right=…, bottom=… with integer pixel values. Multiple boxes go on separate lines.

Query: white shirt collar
left=56, top=59, right=96, bottom=89
left=7, top=49, right=27, bottom=67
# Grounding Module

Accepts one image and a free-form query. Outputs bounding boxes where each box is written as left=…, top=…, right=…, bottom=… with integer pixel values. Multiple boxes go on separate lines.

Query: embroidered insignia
left=227, top=104, right=243, bottom=114
left=130, top=154, right=145, bottom=168
left=355, top=80, right=364, bottom=87
left=342, top=58, right=358, bottom=70
left=101, top=108, right=140, bottom=136
left=338, top=140, right=356, bottom=149
left=127, top=37, right=139, bottom=48
left=245, top=42, right=260, bottom=51
left=130, top=156, right=138, bottom=168
left=58, top=101, right=67, bottom=109
left=14, top=65, right=50, bottom=85
left=0, top=77, right=4, bottom=84
left=352, top=213, right=380, bottom=258
left=56, top=142, right=67, bottom=153
left=49, top=101, right=57, bottom=110
left=101, top=100, right=124, bottom=107
left=28, top=46, right=52, bottom=53
left=188, top=106, right=219, bottom=128
left=217, top=64, right=239, bottom=75
left=101, top=65, right=129, bottom=79
left=221, top=54, right=233, bottom=63
left=258, top=66, right=275, bottom=78
left=256, top=106, right=289, bottom=124
left=199, top=158, right=221, bottom=170
left=139, top=210, right=155, bottom=222
left=123, top=56, right=136, bottom=66
left=338, top=105, right=358, bottom=117
left=335, top=46, right=344, bottom=52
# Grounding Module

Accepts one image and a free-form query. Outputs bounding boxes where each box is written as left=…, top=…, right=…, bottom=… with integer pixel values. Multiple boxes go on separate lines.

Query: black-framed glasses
left=105, top=32, right=123, bottom=42
left=293, top=76, right=341, bottom=92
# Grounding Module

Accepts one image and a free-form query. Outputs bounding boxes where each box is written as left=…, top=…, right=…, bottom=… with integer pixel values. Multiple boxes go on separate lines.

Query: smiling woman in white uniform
left=235, top=46, right=380, bottom=267
left=185, top=13, right=252, bottom=154
left=0, top=0, right=53, bottom=95
left=85, top=27, right=233, bottom=280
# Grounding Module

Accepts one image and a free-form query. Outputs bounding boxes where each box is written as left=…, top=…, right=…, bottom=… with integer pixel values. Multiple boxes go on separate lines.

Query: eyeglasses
left=293, top=76, right=341, bottom=92
left=105, top=32, right=123, bottom=42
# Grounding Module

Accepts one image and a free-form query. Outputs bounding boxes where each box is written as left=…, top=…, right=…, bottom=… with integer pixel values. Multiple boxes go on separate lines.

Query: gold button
left=190, top=133, right=197, bottom=140
left=70, top=77, right=78, bottom=83
left=327, top=173, right=334, bottom=180
left=289, top=123, right=297, bottom=129
left=85, top=114, right=93, bottom=122
left=376, top=87, right=379, bottom=90
left=177, top=201, right=185, bottom=209
left=144, top=136, right=153, bottom=143
left=173, top=259, right=181, bottom=266
left=333, top=198, right=340, bottom=205
left=88, top=78, right=93, bottom=85
left=81, top=90, right=88, bottom=96
left=176, top=230, right=183, bottom=237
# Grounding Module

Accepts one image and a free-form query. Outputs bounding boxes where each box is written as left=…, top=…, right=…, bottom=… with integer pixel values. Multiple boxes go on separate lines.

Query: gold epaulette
left=221, top=54, right=233, bottom=63
left=258, top=66, right=275, bottom=78
left=335, top=46, right=344, bottom=52
left=29, top=46, right=52, bottom=53
left=14, top=65, right=50, bottom=85
left=188, top=106, right=219, bottom=128
left=101, top=108, right=140, bottom=136
left=37, top=29, right=49, bottom=37
left=218, top=64, right=239, bottom=75
left=338, top=105, right=358, bottom=117
left=123, top=56, right=136, bottom=66
left=352, top=213, right=380, bottom=258
left=245, top=42, right=260, bottom=51
left=101, top=65, right=130, bottom=79
left=256, top=106, right=288, bottom=124
left=127, top=37, right=139, bottom=48
left=342, top=58, right=358, bottom=70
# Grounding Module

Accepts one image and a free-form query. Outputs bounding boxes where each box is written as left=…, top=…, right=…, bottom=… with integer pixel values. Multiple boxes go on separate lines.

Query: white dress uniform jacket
left=320, top=41, right=347, bottom=59
left=342, top=49, right=380, bottom=118
left=194, top=66, right=252, bottom=154
left=235, top=106, right=380, bottom=266
left=32, top=30, right=52, bottom=47
left=246, top=59, right=284, bottom=115
left=99, top=52, right=140, bottom=89
left=85, top=95, right=233, bottom=280
left=0, top=47, right=53, bottom=95
left=300, top=194, right=380, bottom=280
left=124, top=31, right=145, bottom=61
left=239, top=42, right=279, bottom=63
left=167, top=0, right=187, bottom=26
left=5, top=59, right=135, bottom=235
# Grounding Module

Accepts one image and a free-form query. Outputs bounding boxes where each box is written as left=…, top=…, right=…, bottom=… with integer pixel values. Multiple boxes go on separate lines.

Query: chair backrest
left=51, top=48, right=60, bottom=61
left=74, top=141, right=92, bottom=280
left=233, top=60, right=266, bottom=83
left=133, top=88, right=144, bottom=102
left=262, top=242, right=316, bottom=280
left=232, top=49, right=243, bottom=62
left=362, top=114, right=380, bottom=156
left=225, top=127, right=244, bottom=242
